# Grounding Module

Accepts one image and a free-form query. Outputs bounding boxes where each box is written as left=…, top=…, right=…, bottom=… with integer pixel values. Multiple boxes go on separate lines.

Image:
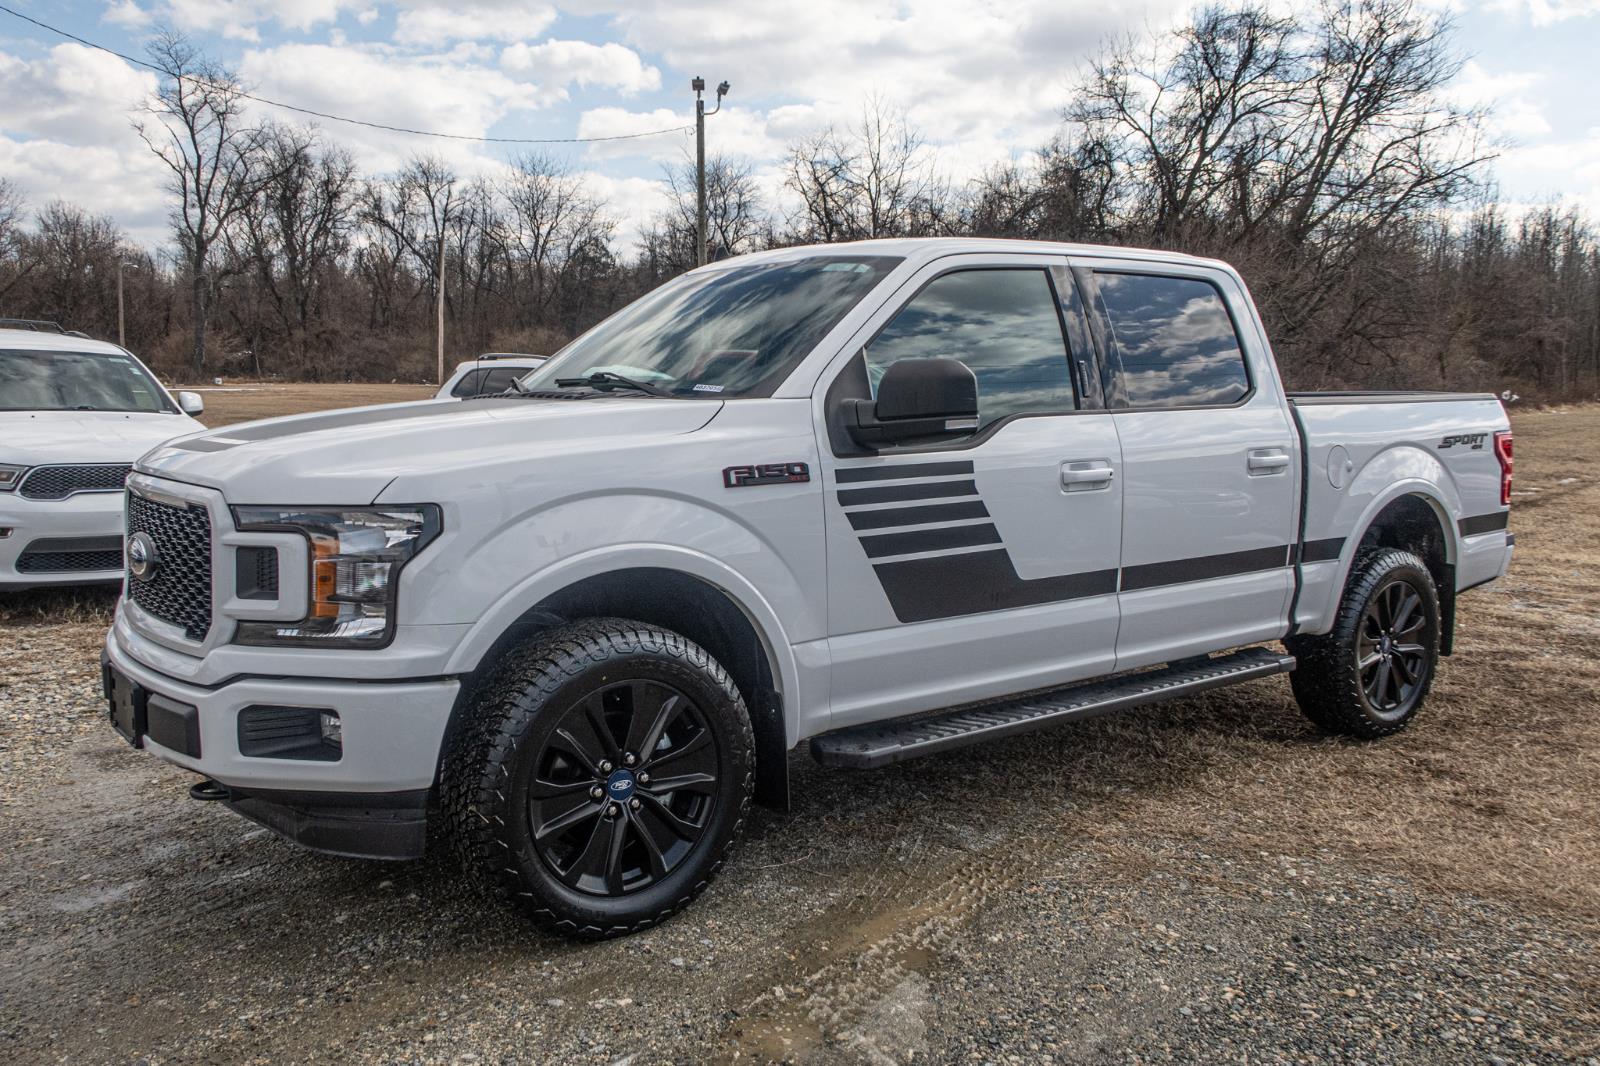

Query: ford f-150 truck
left=102, top=239, right=1513, bottom=938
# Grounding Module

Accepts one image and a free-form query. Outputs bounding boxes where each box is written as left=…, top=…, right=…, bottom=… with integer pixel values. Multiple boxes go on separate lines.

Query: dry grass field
left=0, top=390, right=1595, bottom=1063
left=187, top=381, right=437, bottom=427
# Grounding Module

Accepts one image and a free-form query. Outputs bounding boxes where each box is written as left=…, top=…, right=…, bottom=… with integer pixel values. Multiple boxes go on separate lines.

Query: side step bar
left=810, top=647, right=1296, bottom=769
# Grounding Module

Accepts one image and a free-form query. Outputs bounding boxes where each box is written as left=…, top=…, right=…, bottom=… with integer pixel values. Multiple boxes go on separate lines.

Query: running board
left=810, top=647, right=1297, bottom=769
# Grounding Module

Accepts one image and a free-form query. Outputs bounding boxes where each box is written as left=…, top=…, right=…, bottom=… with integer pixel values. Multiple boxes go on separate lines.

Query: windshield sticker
left=692, top=383, right=725, bottom=393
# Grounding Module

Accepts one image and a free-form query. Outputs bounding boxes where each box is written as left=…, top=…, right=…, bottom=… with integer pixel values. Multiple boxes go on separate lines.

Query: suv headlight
left=0, top=464, right=27, bottom=491
left=230, top=505, right=441, bottom=648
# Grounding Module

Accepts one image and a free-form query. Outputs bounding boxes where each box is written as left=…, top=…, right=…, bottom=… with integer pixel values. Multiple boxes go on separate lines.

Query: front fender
left=435, top=492, right=825, bottom=745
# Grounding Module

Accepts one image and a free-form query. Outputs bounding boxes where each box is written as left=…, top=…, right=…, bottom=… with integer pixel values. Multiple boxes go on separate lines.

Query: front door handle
left=1061, top=460, right=1115, bottom=491
left=1247, top=449, right=1291, bottom=475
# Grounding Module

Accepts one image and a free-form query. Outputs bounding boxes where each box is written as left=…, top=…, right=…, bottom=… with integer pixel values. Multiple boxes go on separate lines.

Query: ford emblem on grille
left=127, top=531, right=159, bottom=580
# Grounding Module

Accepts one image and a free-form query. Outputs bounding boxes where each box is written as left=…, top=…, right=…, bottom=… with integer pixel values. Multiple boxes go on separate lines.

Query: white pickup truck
left=102, top=239, right=1513, bottom=938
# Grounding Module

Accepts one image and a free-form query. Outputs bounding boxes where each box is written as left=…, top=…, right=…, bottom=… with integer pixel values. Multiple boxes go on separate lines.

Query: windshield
left=520, top=255, right=901, bottom=398
left=0, top=349, right=175, bottom=413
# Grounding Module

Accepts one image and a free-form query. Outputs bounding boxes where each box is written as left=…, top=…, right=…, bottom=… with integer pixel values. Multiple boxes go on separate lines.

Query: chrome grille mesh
left=19, top=464, right=132, bottom=499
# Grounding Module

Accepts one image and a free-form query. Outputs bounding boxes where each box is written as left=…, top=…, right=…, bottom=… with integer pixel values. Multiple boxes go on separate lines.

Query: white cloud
left=1485, top=0, right=1600, bottom=24
left=0, top=44, right=157, bottom=144
left=1490, top=128, right=1600, bottom=216
left=500, top=39, right=660, bottom=95
left=1451, top=61, right=1551, bottom=140
left=236, top=42, right=545, bottom=174
left=0, top=137, right=172, bottom=245
left=102, top=1, right=154, bottom=28
left=393, top=3, right=557, bottom=45
left=572, top=171, right=672, bottom=250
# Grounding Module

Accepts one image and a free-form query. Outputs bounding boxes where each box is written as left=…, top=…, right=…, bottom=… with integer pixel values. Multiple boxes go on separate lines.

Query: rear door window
left=1094, top=273, right=1249, bottom=407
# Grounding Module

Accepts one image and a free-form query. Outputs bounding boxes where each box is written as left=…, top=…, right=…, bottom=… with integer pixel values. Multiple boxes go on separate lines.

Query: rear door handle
left=1247, top=449, right=1291, bottom=475
left=1061, top=460, right=1115, bottom=491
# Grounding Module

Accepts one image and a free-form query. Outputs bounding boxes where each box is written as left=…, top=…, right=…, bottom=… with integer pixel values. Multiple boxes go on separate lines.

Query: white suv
left=435, top=354, right=546, bottom=399
left=1, top=323, right=205, bottom=589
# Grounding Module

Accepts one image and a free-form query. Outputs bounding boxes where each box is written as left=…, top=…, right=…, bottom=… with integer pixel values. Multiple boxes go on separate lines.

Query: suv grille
left=16, top=536, right=125, bottom=573
left=127, top=491, right=213, bottom=641
left=19, top=464, right=133, bottom=500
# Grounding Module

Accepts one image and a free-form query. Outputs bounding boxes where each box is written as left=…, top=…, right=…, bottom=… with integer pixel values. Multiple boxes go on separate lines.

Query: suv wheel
left=1287, top=548, right=1441, bottom=738
left=441, top=618, right=754, bottom=938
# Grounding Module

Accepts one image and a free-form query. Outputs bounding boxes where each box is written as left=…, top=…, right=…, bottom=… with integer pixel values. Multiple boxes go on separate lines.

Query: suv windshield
left=520, top=255, right=901, bottom=398
left=0, top=349, right=175, bottom=413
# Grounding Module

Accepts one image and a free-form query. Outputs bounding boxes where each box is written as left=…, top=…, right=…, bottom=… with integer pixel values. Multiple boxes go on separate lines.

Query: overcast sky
left=0, top=0, right=1596, bottom=252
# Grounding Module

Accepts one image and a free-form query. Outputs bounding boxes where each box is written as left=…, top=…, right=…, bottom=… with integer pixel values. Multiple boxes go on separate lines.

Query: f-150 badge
left=723, top=462, right=811, bottom=488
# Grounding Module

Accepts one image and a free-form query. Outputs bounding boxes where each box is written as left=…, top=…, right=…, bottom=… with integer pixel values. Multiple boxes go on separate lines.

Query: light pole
left=692, top=76, right=729, bottom=267
left=116, top=257, right=139, bottom=348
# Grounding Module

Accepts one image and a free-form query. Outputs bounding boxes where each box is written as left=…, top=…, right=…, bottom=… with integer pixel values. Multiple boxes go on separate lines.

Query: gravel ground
left=1, top=402, right=1596, bottom=1064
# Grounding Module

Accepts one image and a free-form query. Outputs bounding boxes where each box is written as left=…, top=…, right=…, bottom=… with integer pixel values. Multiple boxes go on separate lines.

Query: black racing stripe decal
left=873, top=549, right=1119, bottom=624
left=860, top=523, right=1003, bottom=559
left=1458, top=511, right=1509, bottom=536
left=837, top=480, right=978, bottom=507
left=847, top=500, right=992, bottom=531
left=1120, top=545, right=1292, bottom=593
left=836, top=460, right=976, bottom=484
left=1299, top=537, right=1345, bottom=563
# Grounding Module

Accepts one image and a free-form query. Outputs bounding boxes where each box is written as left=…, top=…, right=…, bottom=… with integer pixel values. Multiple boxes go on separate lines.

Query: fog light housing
left=237, top=705, right=343, bottom=762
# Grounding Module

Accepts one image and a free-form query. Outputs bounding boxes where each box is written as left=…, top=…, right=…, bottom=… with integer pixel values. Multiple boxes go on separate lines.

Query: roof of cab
left=697, top=236, right=1229, bottom=273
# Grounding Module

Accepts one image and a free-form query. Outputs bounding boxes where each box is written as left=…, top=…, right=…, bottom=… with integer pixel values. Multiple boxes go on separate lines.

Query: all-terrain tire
left=1286, top=548, right=1441, bottom=739
left=439, top=618, right=755, bottom=939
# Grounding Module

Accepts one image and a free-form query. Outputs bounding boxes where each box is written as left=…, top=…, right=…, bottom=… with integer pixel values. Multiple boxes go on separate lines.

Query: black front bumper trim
left=205, top=784, right=430, bottom=861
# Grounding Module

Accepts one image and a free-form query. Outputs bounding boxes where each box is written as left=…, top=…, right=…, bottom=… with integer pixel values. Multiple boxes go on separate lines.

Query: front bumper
left=104, top=624, right=460, bottom=856
left=0, top=489, right=125, bottom=588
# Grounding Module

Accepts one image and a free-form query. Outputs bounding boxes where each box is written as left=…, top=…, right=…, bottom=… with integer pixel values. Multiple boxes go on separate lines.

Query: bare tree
left=136, top=31, right=280, bottom=376
left=784, top=101, right=948, bottom=241
left=0, top=178, right=34, bottom=305
left=1070, top=4, right=1302, bottom=241
left=361, top=156, right=457, bottom=381
left=225, top=125, right=357, bottom=372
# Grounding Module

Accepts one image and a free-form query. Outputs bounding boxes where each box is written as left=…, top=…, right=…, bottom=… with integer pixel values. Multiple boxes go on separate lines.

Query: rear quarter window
left=1095, top=273, right=1249, bottom=408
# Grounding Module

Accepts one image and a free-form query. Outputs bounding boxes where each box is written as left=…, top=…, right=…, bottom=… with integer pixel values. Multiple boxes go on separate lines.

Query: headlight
left=230, top=505, right=441, bottom=648
left=0, top=464, right=27, bottom=492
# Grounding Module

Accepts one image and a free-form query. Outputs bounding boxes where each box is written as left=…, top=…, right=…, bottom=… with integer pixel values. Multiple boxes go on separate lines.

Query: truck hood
left=135, top=396, right=723, bottom=504
left=2, top=410, right=204, bottom=467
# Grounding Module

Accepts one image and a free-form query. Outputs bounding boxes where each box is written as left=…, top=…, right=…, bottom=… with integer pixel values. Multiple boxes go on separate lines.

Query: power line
left=0, top=4, right=693, bottom=145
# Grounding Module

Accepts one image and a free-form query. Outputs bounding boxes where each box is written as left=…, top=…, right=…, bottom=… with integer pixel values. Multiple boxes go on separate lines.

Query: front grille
left=16, top=536, right=124, bottom=573
left=19, top=464, right=133, bottom=500
left=127, top=490, right=213, bottom=641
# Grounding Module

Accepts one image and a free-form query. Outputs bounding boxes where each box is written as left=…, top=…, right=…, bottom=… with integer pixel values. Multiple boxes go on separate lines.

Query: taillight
left=1493, top=430, right=1513, bottom=507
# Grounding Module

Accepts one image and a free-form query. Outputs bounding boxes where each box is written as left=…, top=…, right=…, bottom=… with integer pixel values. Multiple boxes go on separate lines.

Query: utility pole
left=435, top=213, right=448, bottom=385
left=691, top=76, right=730, bottom=267
left=116, top=257, right=140, bottom=348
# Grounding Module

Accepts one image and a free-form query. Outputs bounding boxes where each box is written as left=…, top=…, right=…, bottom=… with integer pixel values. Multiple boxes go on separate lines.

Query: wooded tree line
left=0, top=0, right=1595, bottom=398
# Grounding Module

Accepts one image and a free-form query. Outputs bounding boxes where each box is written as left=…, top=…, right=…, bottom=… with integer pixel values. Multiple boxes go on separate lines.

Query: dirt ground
left=0, top=395, right=1596, bottom=1064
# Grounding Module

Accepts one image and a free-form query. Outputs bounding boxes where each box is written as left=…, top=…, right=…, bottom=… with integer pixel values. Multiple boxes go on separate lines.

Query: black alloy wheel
left=1356, top=577, right=1432, bottom=718
left=529, top=678, right=720, bottom=896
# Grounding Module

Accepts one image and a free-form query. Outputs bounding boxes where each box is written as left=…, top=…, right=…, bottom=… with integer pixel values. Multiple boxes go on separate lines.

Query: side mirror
left=176, top=390, right=205, bottom=416
left=845, top=358, right=978, bottom=447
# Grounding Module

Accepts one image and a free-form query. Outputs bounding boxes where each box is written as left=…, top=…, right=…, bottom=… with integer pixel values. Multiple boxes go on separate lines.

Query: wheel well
left=443, top=568, right=790, bottom=809
left=1354, top=493, right=1457, bottom=654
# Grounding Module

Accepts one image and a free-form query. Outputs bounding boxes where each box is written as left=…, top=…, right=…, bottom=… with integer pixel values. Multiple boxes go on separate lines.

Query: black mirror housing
left=846, top=357, right=979, bottom=447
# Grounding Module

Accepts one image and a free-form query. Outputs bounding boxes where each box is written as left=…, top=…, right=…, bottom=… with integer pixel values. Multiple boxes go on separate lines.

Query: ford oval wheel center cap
left=605, top=769, right=637, bottom=802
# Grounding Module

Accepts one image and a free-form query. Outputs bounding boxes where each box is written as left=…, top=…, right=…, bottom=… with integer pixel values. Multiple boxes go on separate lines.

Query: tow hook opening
left=189, top=778, right=230, bottom=802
